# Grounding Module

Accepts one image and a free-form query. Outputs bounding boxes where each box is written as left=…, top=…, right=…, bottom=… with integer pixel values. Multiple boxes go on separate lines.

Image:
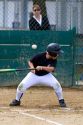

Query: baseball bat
left=0, top=68, right=36, bottom=73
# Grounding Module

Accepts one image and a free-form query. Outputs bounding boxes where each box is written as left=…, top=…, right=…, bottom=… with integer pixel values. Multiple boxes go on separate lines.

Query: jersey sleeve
left=30, top=54, right=38, bottom=63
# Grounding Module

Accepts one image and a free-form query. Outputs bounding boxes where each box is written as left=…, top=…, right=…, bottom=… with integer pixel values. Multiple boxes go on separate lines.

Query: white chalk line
left=9, top=107, right=83, bottom=125
left=1, top=106, right=83, bottom=125
left=19, top=112, right=63, bottom=125
left=0, top=106, right=83, bottom=125
left=0, top=106, right=63, bottom=125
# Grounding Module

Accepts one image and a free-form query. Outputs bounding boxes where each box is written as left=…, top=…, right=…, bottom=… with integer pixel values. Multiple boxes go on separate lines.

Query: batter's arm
left=42, top=66, right=55, bottom=72
left=36, top=66, right=55, bottom=72
left=28, top=61, right=35, bottom=73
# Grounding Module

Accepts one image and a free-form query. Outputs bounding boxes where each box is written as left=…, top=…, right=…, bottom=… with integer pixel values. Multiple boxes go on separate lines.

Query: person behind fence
left=9, top=43, right=66, bottom=107
left=29, top=4, right=50, bottom=30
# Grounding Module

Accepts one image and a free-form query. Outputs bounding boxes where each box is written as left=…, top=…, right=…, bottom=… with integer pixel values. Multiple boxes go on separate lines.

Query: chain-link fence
left=0, top=0, right=83, bottom=33
left=75, top=34, right=83, bottom=86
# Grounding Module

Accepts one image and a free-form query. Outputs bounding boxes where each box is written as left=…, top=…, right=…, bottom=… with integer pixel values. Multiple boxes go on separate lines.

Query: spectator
left=29, top=4, right=50, bottom=30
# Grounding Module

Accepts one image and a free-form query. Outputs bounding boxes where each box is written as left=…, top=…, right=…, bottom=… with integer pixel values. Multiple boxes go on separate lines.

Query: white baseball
left=32, top=44, right=37, bottom=49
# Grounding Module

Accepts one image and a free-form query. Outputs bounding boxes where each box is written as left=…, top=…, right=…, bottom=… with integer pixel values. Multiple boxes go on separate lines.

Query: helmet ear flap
left=48, top=52, right=57, bottom=57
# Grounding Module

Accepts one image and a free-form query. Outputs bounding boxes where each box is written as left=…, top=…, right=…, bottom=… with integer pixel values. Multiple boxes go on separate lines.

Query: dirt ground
left=0, top=86, right=83, bottom=125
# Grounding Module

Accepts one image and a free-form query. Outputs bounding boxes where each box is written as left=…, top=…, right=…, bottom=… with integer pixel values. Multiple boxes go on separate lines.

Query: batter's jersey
left=30, top=52, right=57, bottom=76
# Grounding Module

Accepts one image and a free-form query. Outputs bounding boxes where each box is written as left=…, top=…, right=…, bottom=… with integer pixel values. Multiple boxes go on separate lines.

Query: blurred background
left=0, top=0, right=83, bottom=33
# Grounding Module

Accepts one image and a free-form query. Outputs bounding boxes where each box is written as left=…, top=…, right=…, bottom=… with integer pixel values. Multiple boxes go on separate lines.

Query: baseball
left=32, top=44, right=37, bottom=49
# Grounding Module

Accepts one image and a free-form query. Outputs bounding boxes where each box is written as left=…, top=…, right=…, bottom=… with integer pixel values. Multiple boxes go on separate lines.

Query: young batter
left=10, top=43, right=66, bottom=107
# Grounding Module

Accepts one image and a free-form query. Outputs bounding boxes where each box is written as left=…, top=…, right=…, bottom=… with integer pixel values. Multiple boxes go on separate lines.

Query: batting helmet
left=47, top=43, right=63, bottom=57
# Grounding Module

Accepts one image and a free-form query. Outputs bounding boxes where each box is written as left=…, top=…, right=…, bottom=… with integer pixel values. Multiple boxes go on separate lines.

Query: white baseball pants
left=16, top=72, right=64, bottom=101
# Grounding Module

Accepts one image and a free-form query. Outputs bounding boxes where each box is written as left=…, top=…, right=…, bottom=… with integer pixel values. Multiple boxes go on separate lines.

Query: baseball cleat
left=9, top=99, right=20, bottom=106
left=59, top=99, right=66, bottom=107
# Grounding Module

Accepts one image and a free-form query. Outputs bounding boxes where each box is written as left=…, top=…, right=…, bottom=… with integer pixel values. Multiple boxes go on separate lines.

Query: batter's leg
left=10, top=72, right=40, bottom=106
left=38, top=73, right=66, bottom=107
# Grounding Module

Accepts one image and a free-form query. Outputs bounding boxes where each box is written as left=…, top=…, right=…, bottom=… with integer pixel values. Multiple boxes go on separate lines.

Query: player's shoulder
left=30, top=52, right=45, bottom=61
left=35, top=52, right=46, bottom=57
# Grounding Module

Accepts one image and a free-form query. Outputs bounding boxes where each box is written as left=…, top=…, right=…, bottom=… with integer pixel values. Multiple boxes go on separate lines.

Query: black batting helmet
left=47, top=43, right=63, bottom=57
